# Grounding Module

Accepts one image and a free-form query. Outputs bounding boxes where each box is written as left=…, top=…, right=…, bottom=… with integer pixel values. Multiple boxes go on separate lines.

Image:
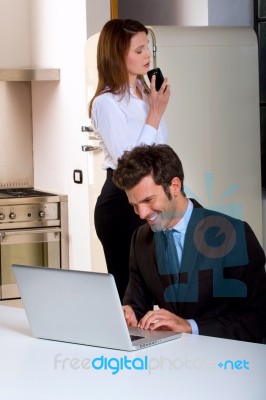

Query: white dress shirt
left=91, top=80, right=168, bottom=169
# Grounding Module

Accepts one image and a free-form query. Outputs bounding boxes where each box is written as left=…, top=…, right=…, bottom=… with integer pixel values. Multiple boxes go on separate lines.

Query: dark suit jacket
left=123, top=199, right=266, bottom=343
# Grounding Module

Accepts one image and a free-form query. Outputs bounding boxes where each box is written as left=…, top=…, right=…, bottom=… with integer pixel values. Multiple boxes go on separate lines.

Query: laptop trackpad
left=128, top=327, right=180, bottom=344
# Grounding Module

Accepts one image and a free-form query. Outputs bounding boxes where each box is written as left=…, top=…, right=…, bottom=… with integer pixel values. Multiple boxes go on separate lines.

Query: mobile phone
left=147, top=68, right=164, bottom=91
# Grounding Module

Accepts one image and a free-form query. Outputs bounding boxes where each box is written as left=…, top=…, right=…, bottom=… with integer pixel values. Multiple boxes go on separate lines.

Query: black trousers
left=94, top=169, right=145, bottom=302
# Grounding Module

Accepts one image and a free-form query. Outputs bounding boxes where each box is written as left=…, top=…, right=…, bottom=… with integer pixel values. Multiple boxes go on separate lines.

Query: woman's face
left=125, top=32, right=151, bottom=82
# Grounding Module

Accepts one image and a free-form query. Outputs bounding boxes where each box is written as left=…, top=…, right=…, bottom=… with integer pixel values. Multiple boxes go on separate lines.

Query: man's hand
left=138, top=308, right=192, bottom=333
left=122, top=305, right=138, bottom=327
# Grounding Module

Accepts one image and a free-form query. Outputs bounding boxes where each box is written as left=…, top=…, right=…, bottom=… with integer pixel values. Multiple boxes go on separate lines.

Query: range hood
left=0, top=68, right=60, bottom=81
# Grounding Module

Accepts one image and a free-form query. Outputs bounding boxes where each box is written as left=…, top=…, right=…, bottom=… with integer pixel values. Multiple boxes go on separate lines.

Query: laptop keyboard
left=130, top=334, right=144, bottom=342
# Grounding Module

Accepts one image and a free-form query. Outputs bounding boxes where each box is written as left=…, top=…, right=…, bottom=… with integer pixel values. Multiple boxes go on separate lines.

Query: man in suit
left=113, top=143, right=266, bottom=343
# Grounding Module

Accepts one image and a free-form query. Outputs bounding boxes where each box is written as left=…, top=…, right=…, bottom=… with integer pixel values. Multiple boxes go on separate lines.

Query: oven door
left=0, top=227, right=61, bottom=300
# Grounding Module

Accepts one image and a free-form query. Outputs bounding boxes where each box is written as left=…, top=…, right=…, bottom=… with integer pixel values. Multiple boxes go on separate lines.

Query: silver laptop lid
left=12, top=265, right=134, bottom=351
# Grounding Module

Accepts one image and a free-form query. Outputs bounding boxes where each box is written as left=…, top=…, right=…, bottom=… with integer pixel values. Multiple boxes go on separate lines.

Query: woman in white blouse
left=89, top=19, right=170, bottom=301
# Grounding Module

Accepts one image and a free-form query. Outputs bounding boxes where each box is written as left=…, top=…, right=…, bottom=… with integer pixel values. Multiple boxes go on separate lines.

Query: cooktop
left=0, top=188, right=57, bottom=199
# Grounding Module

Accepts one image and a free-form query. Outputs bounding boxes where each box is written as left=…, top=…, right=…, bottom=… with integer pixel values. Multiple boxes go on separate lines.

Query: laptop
left=12, top=265, right=181, bottom=351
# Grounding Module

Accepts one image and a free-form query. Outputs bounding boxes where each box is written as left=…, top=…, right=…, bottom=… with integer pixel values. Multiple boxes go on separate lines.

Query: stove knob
left=0, top=212, right=5, bottom=220
left=9, top=212, right=16, bottom=220
left=39, top=210, right=45, bottom=218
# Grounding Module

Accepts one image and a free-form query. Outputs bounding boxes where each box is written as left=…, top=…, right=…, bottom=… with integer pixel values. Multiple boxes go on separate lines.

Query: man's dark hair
left=113, top=144, right=185, bottom=197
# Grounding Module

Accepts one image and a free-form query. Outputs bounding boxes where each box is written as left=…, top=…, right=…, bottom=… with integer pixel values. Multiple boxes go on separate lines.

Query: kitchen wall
left=30, top=0, right=92, bottom=269
left=0, top=0, right=33, bottom=188
left=0, top=0, right=30, bottom=65
left=0, top=0, right=110, bottom=270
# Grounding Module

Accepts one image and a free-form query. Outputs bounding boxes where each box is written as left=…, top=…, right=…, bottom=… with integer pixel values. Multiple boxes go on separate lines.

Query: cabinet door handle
left=81, top=125, right=94, bottom=132
left=81, top=145, right=100, bottom=152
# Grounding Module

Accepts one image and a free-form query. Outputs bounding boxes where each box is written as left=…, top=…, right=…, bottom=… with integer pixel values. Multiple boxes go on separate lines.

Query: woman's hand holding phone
left=146, top=68, right=170, bottom=129
left=147, top=68, right=165, bottom=91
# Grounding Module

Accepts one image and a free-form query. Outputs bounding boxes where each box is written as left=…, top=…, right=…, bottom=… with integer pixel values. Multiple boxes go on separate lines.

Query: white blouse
left=91, top=80, right=168, bottom=170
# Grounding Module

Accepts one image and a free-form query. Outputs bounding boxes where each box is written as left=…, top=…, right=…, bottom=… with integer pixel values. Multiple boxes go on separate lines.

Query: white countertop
left=0, top=305, right=265, bottom=400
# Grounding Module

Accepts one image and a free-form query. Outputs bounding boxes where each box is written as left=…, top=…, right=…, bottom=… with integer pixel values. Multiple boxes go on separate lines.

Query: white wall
left=0, top=0, right=111, bottom=270
left=0, top=0, right=30, bottom=66
left=30, top=0, right=111, bottom=269
left=30, top=0, right=91, bottom=269
left=0, top=0, right=33, bottom=188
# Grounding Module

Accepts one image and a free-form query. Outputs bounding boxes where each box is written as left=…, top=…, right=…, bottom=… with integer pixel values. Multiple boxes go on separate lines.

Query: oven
left=0, top=188, right=69, bottom=300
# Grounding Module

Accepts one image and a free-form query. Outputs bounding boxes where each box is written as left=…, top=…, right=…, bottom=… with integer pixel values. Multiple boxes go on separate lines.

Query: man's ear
left=170, top=177, right=182, bottom=196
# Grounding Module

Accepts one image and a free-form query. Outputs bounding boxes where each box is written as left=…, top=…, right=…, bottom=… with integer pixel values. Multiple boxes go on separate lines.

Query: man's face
left=126, top=175, right=182, bottom=232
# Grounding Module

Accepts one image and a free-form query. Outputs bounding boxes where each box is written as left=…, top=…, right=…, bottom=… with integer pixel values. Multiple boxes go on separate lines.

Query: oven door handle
left=0, top=227, right=61, bottom=242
